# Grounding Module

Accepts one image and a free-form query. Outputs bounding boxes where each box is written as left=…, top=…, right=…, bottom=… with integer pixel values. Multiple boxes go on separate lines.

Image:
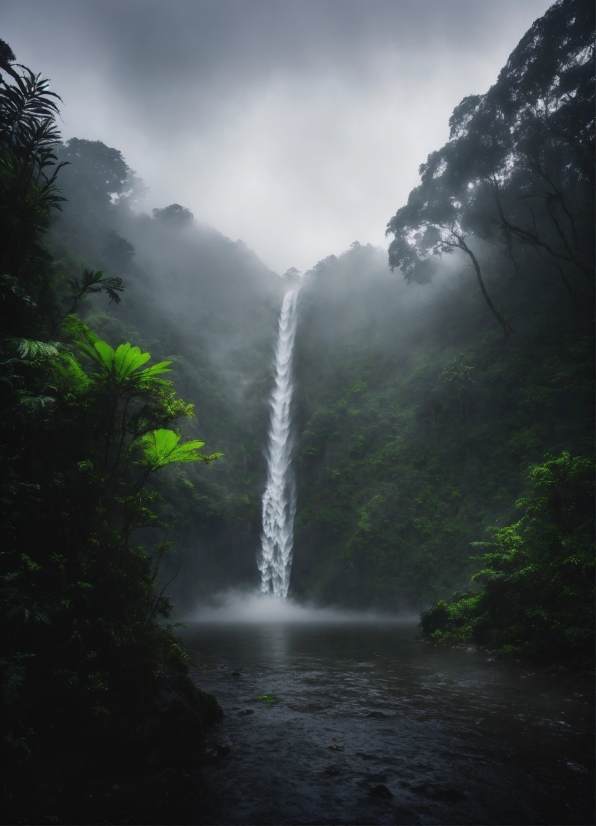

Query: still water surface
left=181, top=620, right=593, bottom=825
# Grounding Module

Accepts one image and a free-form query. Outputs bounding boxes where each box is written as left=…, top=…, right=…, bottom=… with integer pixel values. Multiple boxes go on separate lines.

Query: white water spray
left=258, top=289, right=300, bottom=598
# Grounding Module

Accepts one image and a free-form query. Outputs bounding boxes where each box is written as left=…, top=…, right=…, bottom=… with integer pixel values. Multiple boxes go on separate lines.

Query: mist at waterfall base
left=186, top=589, right=418, bottom=624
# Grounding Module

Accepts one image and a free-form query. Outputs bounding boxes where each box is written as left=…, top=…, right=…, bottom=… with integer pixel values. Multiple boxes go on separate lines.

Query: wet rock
left=237, top=708, right=255, bottom=716
left=138, top=671, right=223, bottom=764
left=368, top=784, right=393, bottom=799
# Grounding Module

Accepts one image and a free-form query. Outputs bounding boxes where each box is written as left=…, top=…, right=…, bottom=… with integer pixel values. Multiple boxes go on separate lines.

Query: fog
left=187, top=590, right=418, bottom=624
left=46, top=129, right=511, bottom=610
left=3, top=0, right=551, bottom=273
left=40, top=119, right=575, bottom=614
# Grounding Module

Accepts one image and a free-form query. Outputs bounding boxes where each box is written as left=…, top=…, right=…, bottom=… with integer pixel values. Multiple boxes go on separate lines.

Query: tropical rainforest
left=0, top=0, right=593, bottom=821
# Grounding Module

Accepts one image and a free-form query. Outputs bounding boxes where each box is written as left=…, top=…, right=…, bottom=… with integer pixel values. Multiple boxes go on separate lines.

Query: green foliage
left=65, top=267, right=125, bottom=314
left=141, top=428, right=222, bottom=470
left=0, top=58, right=68, bottom=318
left=421, top=452, right=594, bottom=666
left=386, top=0, right=594, bottom=333
left=291, top=240, right=593, bottom=612
left=76, top=336, right=170, bottom=385
left=291, top=2, right=594, bottom=636
left=45, top=132, right=285, bottom=605
left=0, top=45, right=224, bottom=819
left=7, top=337, right=60, bottom=360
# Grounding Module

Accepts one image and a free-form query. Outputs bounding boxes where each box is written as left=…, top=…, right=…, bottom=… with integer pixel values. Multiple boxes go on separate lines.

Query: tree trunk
left=456, top=235, right=514, bottom=339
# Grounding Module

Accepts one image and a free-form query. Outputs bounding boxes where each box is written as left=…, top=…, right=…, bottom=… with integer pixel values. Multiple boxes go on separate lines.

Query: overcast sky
left=3, top=0, right=552, bottom=274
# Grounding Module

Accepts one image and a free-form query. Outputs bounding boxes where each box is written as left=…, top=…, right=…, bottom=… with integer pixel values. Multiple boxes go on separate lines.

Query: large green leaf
left=141, top=429, right=222, bottom=470
left=76, top=338, right=171, bottom=386
left=136, top=360, right=172, bottom=387
left=113, top=343, right=151, bottom=379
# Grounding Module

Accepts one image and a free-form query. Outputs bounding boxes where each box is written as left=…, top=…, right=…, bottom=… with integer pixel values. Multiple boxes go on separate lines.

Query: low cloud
left=3, top=0, right=551, bottom=272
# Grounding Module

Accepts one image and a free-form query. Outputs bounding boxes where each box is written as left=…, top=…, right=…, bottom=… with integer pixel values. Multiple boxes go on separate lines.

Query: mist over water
left=258, top=289, right=300, bottom=598
left=186, top=589, right=418, bottom=624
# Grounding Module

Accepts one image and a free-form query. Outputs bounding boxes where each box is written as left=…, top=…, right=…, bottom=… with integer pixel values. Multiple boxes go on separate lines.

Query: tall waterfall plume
left=258, top=289, right=300, bottom=598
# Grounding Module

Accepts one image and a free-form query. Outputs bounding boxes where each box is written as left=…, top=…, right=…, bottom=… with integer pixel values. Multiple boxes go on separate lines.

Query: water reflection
left=260, top=623, right=290, bottom=666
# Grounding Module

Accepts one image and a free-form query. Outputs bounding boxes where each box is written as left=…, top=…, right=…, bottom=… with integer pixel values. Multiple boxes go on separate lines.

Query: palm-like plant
left=0, top=63, right=67, bottom=231
left=76, top=338, right=172, bottom=389
left=141, top=429, right=222, bottom=470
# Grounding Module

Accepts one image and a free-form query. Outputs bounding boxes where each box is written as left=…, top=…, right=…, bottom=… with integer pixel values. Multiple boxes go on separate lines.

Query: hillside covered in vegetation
left=291, top=0, right=594, bottom=664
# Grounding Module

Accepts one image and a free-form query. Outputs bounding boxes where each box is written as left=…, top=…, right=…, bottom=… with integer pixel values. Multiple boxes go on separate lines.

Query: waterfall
left=258, top=288, right=300, bottom=598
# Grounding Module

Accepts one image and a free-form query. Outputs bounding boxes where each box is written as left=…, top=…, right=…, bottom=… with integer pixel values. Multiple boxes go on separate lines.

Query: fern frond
left=8, top=338, right=60, bottom=360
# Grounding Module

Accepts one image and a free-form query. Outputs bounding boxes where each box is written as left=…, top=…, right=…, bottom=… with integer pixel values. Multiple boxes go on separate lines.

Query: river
left=181, top=618, right=593, bottom=825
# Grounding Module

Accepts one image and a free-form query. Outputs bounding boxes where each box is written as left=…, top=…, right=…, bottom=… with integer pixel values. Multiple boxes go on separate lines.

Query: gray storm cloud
left=3, top=0, right=552, bottom=272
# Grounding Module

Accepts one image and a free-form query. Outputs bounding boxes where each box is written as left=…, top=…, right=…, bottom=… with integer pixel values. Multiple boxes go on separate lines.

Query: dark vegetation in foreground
left=0, top=38, right=224, bottom=824
left=0, top=0, right=594, bottom=821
